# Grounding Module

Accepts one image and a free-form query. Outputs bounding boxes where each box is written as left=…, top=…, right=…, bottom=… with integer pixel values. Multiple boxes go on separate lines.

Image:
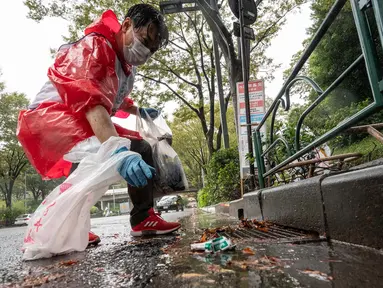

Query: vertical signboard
left=237, top=79, right=266, bottom=178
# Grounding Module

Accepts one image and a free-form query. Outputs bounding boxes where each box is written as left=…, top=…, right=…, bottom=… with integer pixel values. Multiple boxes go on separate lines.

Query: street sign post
left=233, top=22, right=255, bottom=40
left=229, top=0, right=258, bottom=189
left=228, top=0, right=258, bottom=25
left=237, top=80, right=266, bottom=178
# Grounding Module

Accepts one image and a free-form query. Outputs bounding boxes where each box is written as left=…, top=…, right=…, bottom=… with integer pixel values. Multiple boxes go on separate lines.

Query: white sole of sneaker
left=130, top=225, right=181, bottom=237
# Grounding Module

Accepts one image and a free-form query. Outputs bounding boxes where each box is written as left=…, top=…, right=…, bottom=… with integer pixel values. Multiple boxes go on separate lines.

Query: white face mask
left=123, top=33, right=152, bottom=66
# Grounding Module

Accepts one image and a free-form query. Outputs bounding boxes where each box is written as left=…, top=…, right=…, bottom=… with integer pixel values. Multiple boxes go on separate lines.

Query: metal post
left=210, top=0, right=230, bottom=148
left=239, top=0, right=255, bottom=188
left=113, top=186, right=116, bottom=210
left=24, top=173, right=27, bottom=213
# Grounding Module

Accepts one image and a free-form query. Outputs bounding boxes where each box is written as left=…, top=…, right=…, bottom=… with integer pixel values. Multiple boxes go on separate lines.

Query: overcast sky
left=0, top=0, right=312, bottom=117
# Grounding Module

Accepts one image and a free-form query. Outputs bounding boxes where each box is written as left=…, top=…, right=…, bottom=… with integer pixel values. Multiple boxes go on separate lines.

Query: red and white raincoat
left=17, top=10, right=142, bottom=179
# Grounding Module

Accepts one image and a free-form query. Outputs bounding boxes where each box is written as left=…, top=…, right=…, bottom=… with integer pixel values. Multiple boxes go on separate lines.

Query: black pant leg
left=128, top=139, right=154, bottom=226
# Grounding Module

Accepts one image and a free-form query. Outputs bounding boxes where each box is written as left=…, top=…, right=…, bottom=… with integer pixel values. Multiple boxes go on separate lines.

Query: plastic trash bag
left=22, top=137, right=135, bottom=261
left=153, top=113, right=172, bottom=136
left=136, top=109, right=188, bottom=198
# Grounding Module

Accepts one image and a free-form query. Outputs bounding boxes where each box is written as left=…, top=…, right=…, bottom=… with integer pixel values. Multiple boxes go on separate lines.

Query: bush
left=0, top=207, right=24, bottom=226
left=197, top=188, right=209, bottom=208
left=181, top=197, right=189, bottom=207
left=90, top=206, right=99, bottom=214
left=198, top=148, right=241, bottom=207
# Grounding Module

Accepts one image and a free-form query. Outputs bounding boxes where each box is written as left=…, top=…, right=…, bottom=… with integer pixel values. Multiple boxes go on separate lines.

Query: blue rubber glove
left=115, top=147, right=156, bottom=187
left=139, top=107, right=160, bottom=120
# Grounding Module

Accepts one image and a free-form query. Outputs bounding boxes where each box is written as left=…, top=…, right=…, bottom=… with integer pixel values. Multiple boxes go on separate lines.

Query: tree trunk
left=5, top=181, right=14, bottom=208
left=229, top=61, right=243, bottom=138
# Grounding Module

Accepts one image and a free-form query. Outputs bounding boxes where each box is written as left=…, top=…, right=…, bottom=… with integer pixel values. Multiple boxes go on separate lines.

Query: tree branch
left=251, top=3, right=304, bottom=53
left=153, top=57, right=199, bottom=88
left=168, top=39, right=190, bottom=53
left=195, top=0, right=236, bottom=64
left=183, top=12, right=211, bottom=93
left=137, top=73, right=200, bottom=115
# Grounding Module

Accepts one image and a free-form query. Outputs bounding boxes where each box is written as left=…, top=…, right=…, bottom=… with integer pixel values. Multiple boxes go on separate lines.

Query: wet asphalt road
left=2, top=209, right=383, bottom=287
left=0, top=210, right=192, bottom=287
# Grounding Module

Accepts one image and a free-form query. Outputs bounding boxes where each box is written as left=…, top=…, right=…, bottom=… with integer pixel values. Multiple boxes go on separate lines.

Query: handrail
left=253, top=0, right=383, bottom=189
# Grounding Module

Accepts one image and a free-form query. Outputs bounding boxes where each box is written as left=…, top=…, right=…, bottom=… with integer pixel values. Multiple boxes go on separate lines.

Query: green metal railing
left=253, top=0, right=383, bottom=189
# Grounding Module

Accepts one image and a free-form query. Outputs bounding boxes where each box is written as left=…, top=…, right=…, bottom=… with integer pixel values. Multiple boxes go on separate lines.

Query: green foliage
left=90, top=206, right=99, bottom=214
left=170, top=103, right=238, bottom=190
left=197, top=148, right=240, bottom=207
left=197, top=188, right=210, bottom=208
left=333, top=136, right=383, bottom=165
left=181, top=197, right=189, bottom=207
left=0, top=207, right=24, bottom=226
left=0, top=89, right=30, bottom=208
left=25, top=167, right=65, bottom=202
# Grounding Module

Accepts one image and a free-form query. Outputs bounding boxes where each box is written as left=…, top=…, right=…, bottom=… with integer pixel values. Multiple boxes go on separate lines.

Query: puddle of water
left=166, top=210, right=383, bottom=288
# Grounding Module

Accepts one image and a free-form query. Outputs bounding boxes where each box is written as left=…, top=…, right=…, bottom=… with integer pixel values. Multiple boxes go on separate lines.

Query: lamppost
left=159, top=0, right=230, bottom=149
left=112, top=184, right=122, bottom=211
left=24, top=173, right=28, bottom=213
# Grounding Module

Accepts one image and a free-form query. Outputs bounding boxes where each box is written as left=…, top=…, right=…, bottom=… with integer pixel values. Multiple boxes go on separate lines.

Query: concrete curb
left=322, top=165, right=383, bottom=249
left=200, top=202, right=230, bottom=215
left=261, top=176, right=326, bottom=234
left=229, top=198, right=244, bottom=219
left=243, top=191, right=263, bottom=220
left=203, top=163, right=383, bottom=250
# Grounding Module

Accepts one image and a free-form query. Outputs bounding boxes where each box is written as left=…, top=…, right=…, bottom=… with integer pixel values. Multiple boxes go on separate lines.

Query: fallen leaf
left=267, top=256, right=281, bottom=263
left=207, top=264, right=221, bottom=273
left=303, top=269, right=322, bottom=274
left=160, top=248, right=168, bottom=253
left=320, top=259, right=342, bottom=263
left=242, top=247, right=255, bottom=255
left=199, top=232, right=208, bottom=243
left=256, top=226, right=269, bottom=233
left=60, top=260, right=78, bottom=266
left=22, top=273, right=64, bottom=287
left=300, top=269, right=333, bottom=281
left=176, top=273, right=206, bottom=279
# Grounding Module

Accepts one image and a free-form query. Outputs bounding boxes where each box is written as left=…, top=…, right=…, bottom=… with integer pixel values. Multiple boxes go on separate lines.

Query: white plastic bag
left=22, top=137, right=135, bottom=261
left=136, top=110, right=188, bottom=198
left=153, top=114, right=172, bottom=136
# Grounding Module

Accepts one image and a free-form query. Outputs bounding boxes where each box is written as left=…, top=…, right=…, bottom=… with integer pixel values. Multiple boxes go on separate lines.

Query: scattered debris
left=175, top=273, right=206, bottom=279
left=196, top=219, right=276, bottom=243
left=320, top=259, right=342, bottom=263
left=226, top=255, right=282, bottom=271
left=300, top=269, right=333, bottom=281
left=239, top=219, right=271, bottom=232
left=242, top=247, right=255, bottom=255
left=191, top=236, right=236, bottom=253
left=60, top=260, right=78, bottom=266
left=21, top=273, right=65, bottom=287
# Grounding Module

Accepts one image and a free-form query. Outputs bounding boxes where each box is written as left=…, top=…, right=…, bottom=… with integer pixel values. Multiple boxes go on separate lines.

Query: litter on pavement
left=190, top=236, right=236, bottom=253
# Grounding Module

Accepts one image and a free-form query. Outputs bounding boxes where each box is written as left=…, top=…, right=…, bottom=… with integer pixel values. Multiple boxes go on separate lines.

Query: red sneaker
left=88, top=231, right=101, bottom=246
left=130, top=208, right=181, bottom=236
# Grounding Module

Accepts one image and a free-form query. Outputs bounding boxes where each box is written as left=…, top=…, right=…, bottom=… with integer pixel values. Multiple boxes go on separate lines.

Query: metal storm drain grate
left=200, top=220, right=324, bottom=244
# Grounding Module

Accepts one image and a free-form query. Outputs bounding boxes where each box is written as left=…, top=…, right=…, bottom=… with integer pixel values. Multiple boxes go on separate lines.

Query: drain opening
left=201, top=219, right=324, bottom=244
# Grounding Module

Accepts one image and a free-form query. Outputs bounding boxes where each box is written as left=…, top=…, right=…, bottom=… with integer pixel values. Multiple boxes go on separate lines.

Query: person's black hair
left=125, top=4, right=168, bottom=49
